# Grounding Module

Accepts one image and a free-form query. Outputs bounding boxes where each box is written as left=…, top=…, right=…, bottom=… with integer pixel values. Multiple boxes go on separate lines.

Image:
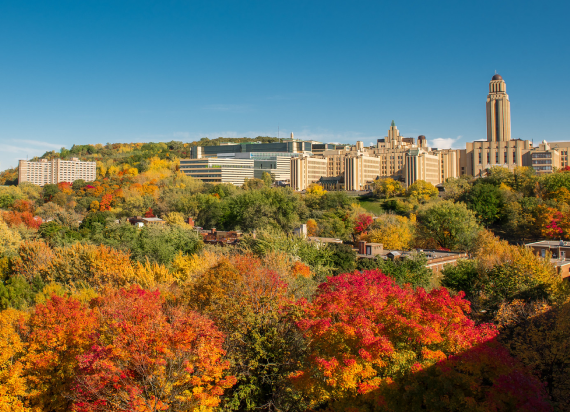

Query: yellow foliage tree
left=406, top=179, right=438, bottom=202
left=306, top=183, right=326, bottom=197
left=0, top=218, right=22, bottom=256
left=373, top=177, right=405, bottom=198
left=132, top=259, right=174, bottom=288
left=474, top=230, right=568, bottom=302
left=170, top=248, right=229, bottom=283
left=0, top=309, right=30, bottom=412
left=365, top=214, right=415, bottom=250
left=164, top=211, right=191, bottom=228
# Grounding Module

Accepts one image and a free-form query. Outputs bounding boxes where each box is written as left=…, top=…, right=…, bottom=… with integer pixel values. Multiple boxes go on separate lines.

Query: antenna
left=278, top=124, right=280, bottom=140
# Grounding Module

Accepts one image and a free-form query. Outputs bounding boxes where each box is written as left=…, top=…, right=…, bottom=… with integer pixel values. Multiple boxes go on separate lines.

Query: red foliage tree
left=144, top=207, right=155, bottom=218
left=291, top=270, right=552, bottom=411
left=72, top=286, right=235, bottom=411
left=353, top=213, right=373, bottom=235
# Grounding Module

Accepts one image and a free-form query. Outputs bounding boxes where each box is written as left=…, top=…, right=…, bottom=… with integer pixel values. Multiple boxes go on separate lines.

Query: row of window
left=478, top=151, right=516, bottom=164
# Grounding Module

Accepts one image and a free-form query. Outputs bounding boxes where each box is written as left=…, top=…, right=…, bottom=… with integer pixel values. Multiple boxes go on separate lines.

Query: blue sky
left=1, top=0, right=569, bottom=170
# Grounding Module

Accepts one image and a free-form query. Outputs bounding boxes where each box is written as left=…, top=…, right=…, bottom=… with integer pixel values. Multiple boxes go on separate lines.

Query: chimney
left=211, top=228, right=216, bottom=234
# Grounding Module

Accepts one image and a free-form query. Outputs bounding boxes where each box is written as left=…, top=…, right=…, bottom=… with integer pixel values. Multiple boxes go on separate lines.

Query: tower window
left=487, top=153, right=490, bottom=163
left=504, top=152, right=508, bottom=163
left=496, top=152, right=499, bottom=163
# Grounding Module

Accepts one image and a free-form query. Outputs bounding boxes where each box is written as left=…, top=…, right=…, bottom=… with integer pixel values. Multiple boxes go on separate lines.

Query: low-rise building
left=197, top=228, right=243, bottom=245
left=356, top=241, right=468, bottom=273
left=525, top=240, right=570, bottom=279
left=127, top=216, right=166, bottom=227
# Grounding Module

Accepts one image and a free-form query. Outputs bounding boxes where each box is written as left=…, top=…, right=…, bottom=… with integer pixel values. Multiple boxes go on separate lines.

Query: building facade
left=290, top=155, right=328, bottom=191
left=181, top=74, right=570, bottom=190
left=344, top=154, right=381, bottom=191
left=179, top=158, right=255, bottom=185
left=18, top=158, right=96, bottom=186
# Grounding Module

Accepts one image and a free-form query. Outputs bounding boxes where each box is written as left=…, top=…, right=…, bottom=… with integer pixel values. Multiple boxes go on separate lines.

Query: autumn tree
left=99, top=193, right=112, bottom=211
left=372, top=178, right=404, bottom=199
left=22, top=295, right=98, bottom=412
left=184, top=255, right=304, bottom=411
left=291, top=270, right=551, bottom=412
left=0, top=217, right=22, bottom=256
left=496, top=299, right=570, bottom=411
left=306, top=218, right=318, bottom=237
left=73, top=286, right=235, bottom=412
left=352, top=213, right=373, bottom=237
left=406, top=180, right=438, bottom=202
left=0, top=308, right=30, bottom=411
left=304, top=184, right=327, bottom=209
left=365, top=214, right=415, bottom=250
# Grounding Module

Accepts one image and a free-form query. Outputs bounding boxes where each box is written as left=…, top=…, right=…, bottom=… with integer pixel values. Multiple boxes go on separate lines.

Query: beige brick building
left=344, top=154, right=381, bottom=191
left=290, top=155, right=328, bottom=191
left=18, top=158, right=96, bottom=186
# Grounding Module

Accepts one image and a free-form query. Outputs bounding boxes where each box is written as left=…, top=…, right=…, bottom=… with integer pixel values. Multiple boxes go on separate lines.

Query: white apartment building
left=18, top=158, right=96, bottom=186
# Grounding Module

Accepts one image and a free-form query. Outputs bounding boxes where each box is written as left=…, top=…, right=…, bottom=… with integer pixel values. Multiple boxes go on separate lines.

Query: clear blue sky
left=1, top=0, right=569, bottom=170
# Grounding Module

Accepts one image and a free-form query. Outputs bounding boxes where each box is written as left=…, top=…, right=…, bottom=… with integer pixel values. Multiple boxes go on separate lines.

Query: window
left=541, top=249, right=546, bottom=258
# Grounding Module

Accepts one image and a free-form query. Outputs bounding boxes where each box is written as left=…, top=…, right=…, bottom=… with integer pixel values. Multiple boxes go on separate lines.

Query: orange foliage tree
left=72, top=286, right=235, bottom=411
left=2, top=211, right=42, bottom=230
left=99, top=194, right=112, bottom=211
left=11, top=199, right=34, bottom=213
left=22, top=295, right=98, bottom=412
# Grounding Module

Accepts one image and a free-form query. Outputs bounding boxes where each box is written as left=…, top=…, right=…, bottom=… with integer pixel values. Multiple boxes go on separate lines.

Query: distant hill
left=0, top=136, right=280, bottom=185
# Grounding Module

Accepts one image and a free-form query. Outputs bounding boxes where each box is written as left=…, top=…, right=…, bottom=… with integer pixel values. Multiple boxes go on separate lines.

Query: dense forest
left=1, top=141, right=570, bottom=411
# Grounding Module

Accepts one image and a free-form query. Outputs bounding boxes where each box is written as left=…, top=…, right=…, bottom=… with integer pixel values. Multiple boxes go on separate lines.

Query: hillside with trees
left=1, top=141, right=570, bottom=411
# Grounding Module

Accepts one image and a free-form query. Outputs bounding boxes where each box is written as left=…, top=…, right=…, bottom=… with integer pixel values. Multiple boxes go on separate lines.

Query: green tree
left=416, top=201, right=480, bottom=251
left=262, top=171, right=273, bottom=187
left=463, top=182, right=505, bottom=226
left=484, top=166, right=515, bottom=187
left=327, top=243, right=357, bottom=275
left=442, top=175, right=472, bottom=201
left=440, top=259, right=479, bottom=299
left=42, top=184, right=60, bottom=202
left=356, top=252, right=433, bottom=289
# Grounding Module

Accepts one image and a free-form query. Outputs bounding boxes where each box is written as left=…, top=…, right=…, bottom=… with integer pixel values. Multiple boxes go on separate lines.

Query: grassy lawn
left=357, top=196, right=386, bottom=215
left=357, top=196, right=408, bottom=216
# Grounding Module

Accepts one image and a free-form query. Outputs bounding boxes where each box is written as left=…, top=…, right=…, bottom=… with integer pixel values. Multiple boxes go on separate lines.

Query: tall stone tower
left=486, top=74, right=511, bottom=142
